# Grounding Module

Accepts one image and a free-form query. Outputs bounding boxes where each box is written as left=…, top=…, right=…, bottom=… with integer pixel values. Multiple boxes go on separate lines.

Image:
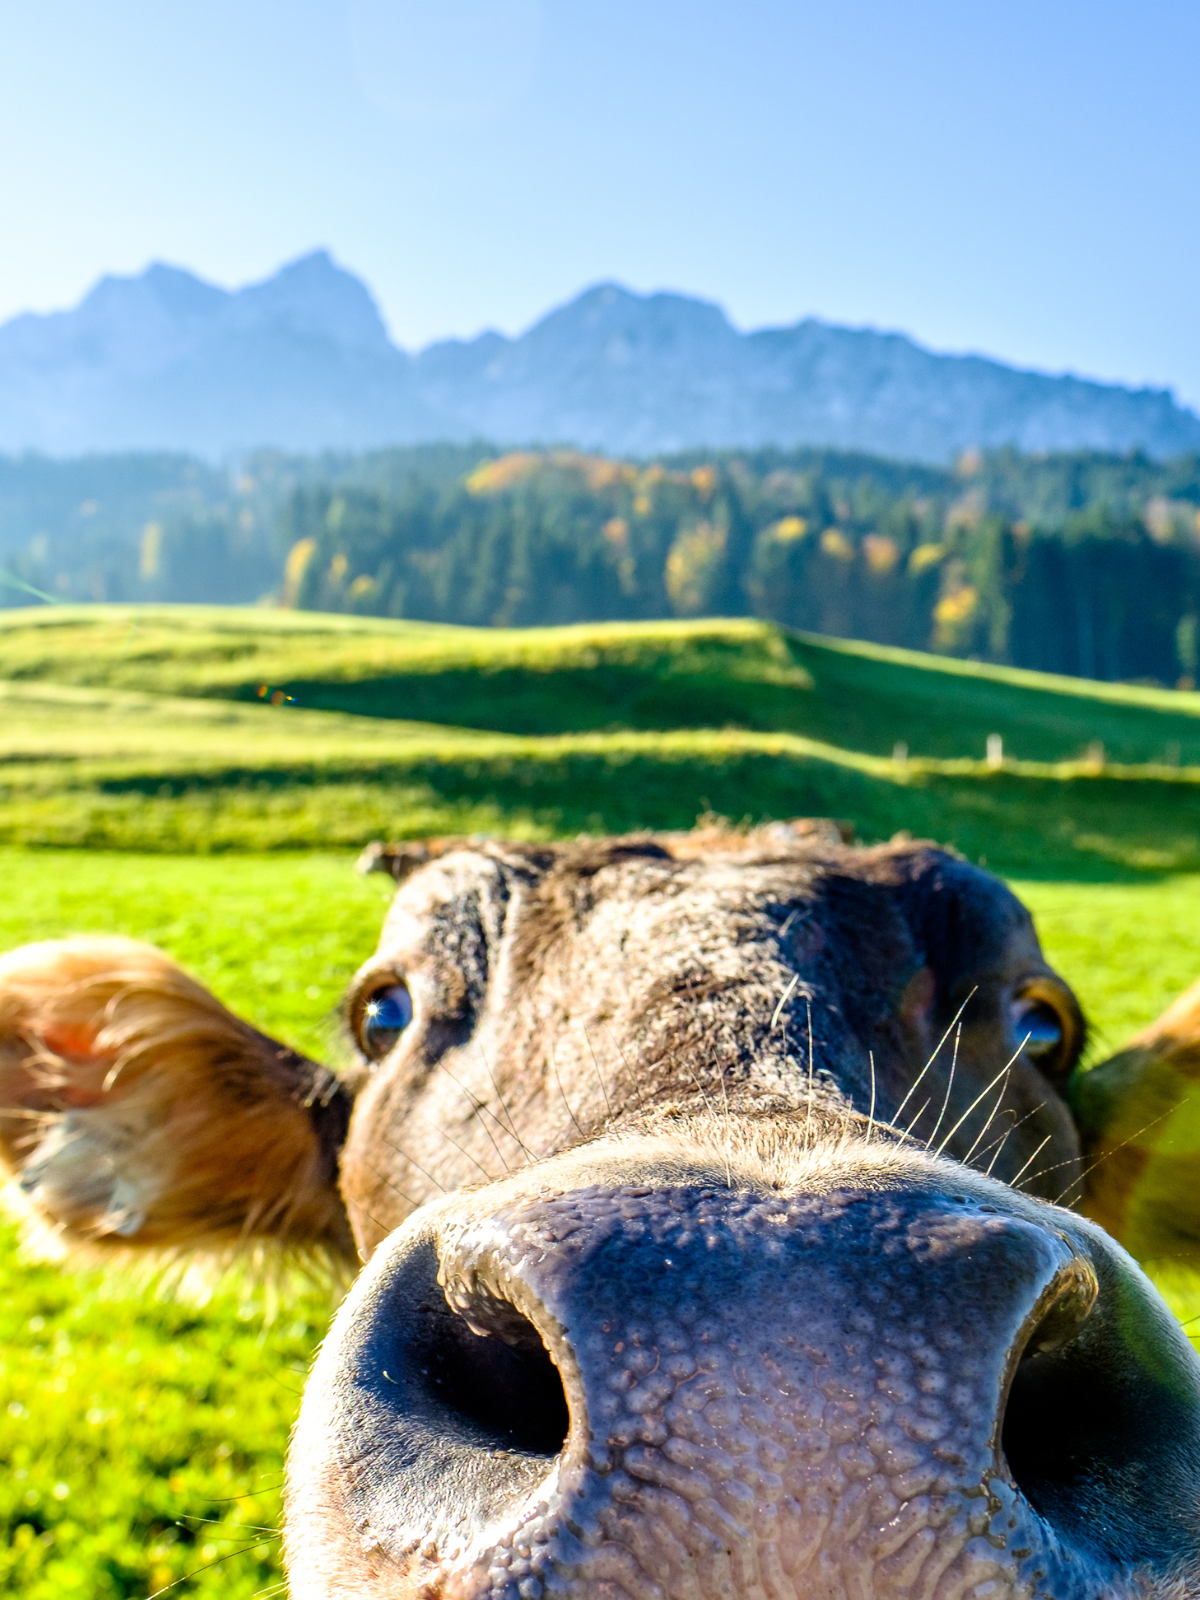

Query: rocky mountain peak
left=0, top=257, right=1195, bottom=461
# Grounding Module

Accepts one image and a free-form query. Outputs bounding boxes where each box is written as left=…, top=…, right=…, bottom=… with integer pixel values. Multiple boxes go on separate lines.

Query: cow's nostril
left=998, top=1253, right=1200, bottom=1565
left=1000, top=1260, right=1113, bottom=1532
left=424, top=1297, right=570, bottom=1456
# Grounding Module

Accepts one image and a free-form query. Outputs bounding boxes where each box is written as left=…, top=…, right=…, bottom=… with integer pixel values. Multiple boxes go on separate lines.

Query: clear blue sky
left=0, top=1, right=1196, bottom=403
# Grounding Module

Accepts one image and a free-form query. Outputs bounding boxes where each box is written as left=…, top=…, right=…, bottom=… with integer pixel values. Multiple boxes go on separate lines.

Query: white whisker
left=960, top=1085, right=1018, bottom=1167
left=583, top=1025, right=615, bottom=1125
left=974, top=1103, right=1042, bottom=1176
left=892, top=986, right=979, bottom=1130
left=605, top=1023, right=645, bottom=1113
left=1041, top=1109, right=1172, bottom=1206
left=674, top=1050, right=731, bottom=1183
left=424, top=1118, right=496, bottom=1181
left=804, top=996, right=814, bottom=1150
left=379, top=1137, right=447, bottom=1194
left=477, top=1041, right=535, bottom=1159
left=896, top=1096, right=932, bottom=1143
left=1010, top=1132, right=1054, bottom=1192
left=935, top=1034, right=1030, bottom=1157
left=771, top=973, right=800, bottom=1031
left=926, top=1022, right=961, bottom=1148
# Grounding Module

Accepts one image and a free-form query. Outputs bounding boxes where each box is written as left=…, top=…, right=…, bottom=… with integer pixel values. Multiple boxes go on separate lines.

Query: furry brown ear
left=0, top=938, right=354, bottom=1266
left=1071, top=976, right=1200, bottom=1264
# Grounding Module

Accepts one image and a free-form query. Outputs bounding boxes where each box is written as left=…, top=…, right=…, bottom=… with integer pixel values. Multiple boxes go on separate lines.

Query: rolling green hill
left=6, top=603, right=1200, bottom=759
left=3, top=603, right=1200, bottom=875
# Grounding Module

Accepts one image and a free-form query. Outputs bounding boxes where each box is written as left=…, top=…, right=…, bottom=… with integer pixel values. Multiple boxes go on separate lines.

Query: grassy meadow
left=6, top=603, right=1200, bottom=759
left=6, top=606, right=1200, bottom=873
left=3, top=603, right=1200, bottom=1595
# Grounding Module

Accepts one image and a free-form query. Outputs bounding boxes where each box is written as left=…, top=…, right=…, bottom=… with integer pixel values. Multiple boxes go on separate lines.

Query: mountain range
left=0, top=251, right=1195, bottom=463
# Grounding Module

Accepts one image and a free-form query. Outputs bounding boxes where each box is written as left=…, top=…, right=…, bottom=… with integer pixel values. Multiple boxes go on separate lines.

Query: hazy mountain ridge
left=0, top=253, right=1196, bottom=462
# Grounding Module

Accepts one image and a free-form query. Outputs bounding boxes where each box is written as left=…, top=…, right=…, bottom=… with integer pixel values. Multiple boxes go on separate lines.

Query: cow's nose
left=290, top=1177, right=1200, bottom=1599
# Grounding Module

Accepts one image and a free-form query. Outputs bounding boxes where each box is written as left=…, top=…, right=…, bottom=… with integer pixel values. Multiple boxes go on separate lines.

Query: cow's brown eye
left=359, top=984, right=414, bottom=1061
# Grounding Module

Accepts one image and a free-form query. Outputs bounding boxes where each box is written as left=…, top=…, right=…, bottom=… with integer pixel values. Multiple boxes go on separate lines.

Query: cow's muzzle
left=286, top=1156, right=1200, bottom=1600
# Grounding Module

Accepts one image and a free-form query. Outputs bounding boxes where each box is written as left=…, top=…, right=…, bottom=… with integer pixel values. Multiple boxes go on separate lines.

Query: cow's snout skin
left=286, top=1126, right=1200, bottom=1600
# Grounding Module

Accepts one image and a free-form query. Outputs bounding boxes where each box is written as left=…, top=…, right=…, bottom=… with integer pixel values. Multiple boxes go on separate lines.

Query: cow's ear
left=0, top=938, right=354, bottom=1268
left=356, top=836, right=481, bottom=885
left=1071, top=976, right=1200, bottom=1264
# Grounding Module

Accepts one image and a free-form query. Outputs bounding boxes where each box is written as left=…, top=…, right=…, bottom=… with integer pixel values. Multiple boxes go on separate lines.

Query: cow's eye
left=359, top=984, right=414, bottom=1061
left=1013, top=999, right=1062, bottom=1057
left=1011, top=991, right=1072, bottom=1077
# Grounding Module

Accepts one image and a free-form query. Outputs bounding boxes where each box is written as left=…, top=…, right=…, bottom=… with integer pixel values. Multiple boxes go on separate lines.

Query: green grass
left=5, top=679, right=1200, bottom=875
left=4, top=604, right=1200, bottom=877
left=5, top=602, right=1200, bottom=760
left=1014, top=877, right=1200, bottom=1056
left=1, top=851, right=1200, bottom=1596
left=0, top=848, right=389, bottom=1060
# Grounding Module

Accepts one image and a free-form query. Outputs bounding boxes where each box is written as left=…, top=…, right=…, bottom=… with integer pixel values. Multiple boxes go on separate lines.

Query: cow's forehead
left=378, top=841, right=825, bottom=954
left=374, top=835, right=1043, bottom=991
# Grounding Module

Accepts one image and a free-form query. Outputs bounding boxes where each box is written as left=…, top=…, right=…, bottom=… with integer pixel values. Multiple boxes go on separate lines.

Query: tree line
left=279, top=447, right=1200, bottom=685
left=3, top=442, right=1200, bottom=684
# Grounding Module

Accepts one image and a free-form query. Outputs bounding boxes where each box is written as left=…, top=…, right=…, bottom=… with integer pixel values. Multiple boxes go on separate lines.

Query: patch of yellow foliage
left=862, top=534, right=900, bottom=574
left=467, top=450, right=641, bottom=496
left=908, top=543, right=945, bottom=575
left=820, top=528, right=855, bottom=562
left=666, top=522, right=727, bottom=614
left=281, top=539, right=316, bottom=607
left=767, top=515, right=808, bottom=544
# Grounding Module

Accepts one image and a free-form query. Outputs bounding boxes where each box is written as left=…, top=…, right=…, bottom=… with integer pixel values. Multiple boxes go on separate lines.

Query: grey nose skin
left=289, top=1173, right=1200, bottom=1600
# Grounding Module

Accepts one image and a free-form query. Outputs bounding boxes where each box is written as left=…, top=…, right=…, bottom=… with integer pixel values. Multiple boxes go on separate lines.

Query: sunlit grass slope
left=2, top=675, right=1200, bottom=874
left=5, top=602, right=1200, bottom=761
left=2, top=852, right=1200, bottom=1598
left=5, top=603, right=1200, bottom=872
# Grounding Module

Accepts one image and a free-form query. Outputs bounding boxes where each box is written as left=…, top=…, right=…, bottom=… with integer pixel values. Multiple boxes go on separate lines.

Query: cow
left=2, top=820, right=1200, bottom=1600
